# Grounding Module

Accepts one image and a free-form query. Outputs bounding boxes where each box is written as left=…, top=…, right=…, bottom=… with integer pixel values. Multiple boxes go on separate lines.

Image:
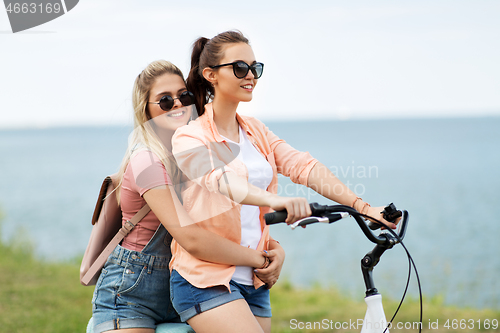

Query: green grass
left=0, top=239, right=93, bottom=333
left=0, top=234, right=498, bottom=332
left=270, top=281, right=500, bottom=332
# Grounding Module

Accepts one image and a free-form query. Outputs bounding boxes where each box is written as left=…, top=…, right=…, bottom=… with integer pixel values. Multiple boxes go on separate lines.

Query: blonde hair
left=116, top=60, right=185, bottom=201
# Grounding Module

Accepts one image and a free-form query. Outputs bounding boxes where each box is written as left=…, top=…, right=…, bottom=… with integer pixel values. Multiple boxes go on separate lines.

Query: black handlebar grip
left=264, top=210, right=288, bottom=225
left=368, top=203, right=402, bottom=230
left=265, top=203, right=323, bottom=225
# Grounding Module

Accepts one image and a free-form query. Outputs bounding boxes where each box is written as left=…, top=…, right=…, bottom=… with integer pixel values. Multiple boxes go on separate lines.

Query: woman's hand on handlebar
left=366, top=206, right=399, bottom=229
left=267, top=195, right=311, bottom=224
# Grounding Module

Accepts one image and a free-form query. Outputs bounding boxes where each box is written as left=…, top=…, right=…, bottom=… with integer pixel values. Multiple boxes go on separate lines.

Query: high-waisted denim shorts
left=170, top=269, right=272, bottom=322
left=92, top=245, right=181, bottom=333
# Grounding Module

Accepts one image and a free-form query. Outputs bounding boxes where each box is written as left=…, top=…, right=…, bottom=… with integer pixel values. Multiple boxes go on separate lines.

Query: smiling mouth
left=241, top=84, right=253, bottom=91
left=167, top=110, right=185, bottom=118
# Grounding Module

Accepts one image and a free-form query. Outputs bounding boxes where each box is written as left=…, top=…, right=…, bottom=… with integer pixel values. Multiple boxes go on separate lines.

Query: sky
left=1, top=0, right=499, bottom=128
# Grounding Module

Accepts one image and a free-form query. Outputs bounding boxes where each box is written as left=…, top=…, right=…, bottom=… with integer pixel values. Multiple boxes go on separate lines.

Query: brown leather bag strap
left=122, top=204, right=152, bottom=232
left=81, top=203, right=151, bottom=285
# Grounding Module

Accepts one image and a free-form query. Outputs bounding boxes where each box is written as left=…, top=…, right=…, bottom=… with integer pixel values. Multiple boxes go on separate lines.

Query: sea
left=0, top=117, right=499, bottom=309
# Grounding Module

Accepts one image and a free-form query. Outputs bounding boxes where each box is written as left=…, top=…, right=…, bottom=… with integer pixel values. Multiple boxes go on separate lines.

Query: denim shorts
left=170, top=269, right=272, bottom=322
left=92, top=245, right=181, bottom=333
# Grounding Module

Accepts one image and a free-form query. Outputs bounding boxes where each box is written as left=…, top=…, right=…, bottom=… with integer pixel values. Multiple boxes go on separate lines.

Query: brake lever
left=290, top=212, right=350, bottom=230
left=290, top=217, right=326, bottom=230
left=368, top=202, right=402, bottom=230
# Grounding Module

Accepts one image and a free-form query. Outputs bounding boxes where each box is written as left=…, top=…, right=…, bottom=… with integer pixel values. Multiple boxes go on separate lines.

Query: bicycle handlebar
left=264, top=203, right=409, bottom=246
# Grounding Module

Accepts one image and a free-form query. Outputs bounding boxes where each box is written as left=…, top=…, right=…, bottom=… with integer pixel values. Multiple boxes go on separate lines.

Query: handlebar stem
left=361, top=235, right=394, bottom=297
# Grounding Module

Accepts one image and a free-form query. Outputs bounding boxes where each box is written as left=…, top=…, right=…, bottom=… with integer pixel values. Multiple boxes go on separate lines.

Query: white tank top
left=222, top=127, right=273, bottom=285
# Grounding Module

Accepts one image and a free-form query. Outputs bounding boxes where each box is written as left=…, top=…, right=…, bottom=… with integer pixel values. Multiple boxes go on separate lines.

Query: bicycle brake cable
left=355, top=212, right=423, bottom=333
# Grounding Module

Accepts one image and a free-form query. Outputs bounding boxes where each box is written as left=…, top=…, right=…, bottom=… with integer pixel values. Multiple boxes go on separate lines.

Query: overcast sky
left=1, top=0, right=499, bottom=128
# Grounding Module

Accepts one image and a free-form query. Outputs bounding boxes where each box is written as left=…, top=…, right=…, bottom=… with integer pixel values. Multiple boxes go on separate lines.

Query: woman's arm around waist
left=143, top=185, right=267, bottom=267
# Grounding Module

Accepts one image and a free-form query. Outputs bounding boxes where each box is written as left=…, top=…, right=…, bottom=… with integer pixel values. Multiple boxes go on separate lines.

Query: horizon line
left=1, top=113, right=499, bottom=131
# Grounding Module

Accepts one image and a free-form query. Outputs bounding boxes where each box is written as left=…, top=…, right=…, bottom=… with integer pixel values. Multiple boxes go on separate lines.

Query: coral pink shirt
left=120, top=149, right=171, bottom=252
left=171, top=103, right=318, bottom=289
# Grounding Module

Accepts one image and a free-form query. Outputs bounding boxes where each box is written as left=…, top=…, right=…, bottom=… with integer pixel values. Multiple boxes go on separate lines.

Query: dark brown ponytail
left=186, top=30, right=249, bottom=116
left=186, top=37, right=213, bottom=117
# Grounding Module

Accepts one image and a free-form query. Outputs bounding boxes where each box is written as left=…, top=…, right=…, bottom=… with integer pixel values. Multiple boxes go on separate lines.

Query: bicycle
left=264, top=202, right=421, bottom=333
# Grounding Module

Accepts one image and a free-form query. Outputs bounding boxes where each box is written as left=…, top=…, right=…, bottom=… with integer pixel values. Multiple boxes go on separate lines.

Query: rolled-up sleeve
left=265, top=125, right=318, bottom=186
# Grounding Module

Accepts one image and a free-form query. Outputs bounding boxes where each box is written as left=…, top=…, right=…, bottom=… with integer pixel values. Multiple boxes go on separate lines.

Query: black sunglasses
left=148, top=91, right=195, bottom=112
left=210, top=61, right=264, bottom=79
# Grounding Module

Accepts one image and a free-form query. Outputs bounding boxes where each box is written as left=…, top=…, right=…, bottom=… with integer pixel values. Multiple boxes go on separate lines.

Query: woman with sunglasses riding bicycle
left=90, top=60, right=281, bottom=333
left=170, top=31, right=399, bottom=333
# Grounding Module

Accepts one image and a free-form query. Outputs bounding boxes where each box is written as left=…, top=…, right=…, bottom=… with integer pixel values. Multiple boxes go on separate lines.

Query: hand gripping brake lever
left=367, top=202, right=403, bottom=230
